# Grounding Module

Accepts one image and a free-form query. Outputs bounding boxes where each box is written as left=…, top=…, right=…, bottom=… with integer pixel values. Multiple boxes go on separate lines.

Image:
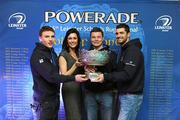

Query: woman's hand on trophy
left=84, top=65, right=96, bottom=73
left=95, top=74, right=104, bottom=83
left=75, top=60, right=84, bottom=67
left=75, top=74, right=88, bottom=82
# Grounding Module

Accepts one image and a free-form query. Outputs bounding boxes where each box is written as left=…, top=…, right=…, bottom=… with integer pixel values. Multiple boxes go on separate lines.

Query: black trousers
left=31, top=96, right=60, bottom=120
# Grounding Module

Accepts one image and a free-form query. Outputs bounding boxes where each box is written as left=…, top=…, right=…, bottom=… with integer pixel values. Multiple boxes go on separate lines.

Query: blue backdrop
left=0, top=0, right=180, bottom=120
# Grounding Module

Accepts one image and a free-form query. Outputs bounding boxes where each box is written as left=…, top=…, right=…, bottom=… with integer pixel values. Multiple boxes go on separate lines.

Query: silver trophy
left=79, top=49, right=110, bottom=82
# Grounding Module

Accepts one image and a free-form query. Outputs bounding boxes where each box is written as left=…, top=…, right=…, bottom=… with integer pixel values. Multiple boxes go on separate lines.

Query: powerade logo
left=42, top=4, right=145, bottom=52
left=155, top=15, right=172, bottom=32
left=8, top=12, right=27, bottom=30
left=45, top=11, right=139, bottom=24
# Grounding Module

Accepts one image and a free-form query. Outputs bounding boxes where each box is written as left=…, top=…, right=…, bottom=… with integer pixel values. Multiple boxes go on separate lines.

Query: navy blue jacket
left=30, top=43, right=75, bottom=102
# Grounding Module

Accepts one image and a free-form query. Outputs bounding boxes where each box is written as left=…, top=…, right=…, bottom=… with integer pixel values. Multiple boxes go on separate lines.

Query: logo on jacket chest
left=125, top=61, right=136, bottom=67
left=39, top=59, right=44, bottom=63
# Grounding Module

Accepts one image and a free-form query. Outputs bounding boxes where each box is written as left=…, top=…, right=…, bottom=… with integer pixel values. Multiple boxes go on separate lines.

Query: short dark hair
left=62, top=28, right=81, bottom=54
left=116, top=24, right=130, bottom=33
left=90, top=27, right=104, bottom=37
left=39, top=26, right=55, bottom=36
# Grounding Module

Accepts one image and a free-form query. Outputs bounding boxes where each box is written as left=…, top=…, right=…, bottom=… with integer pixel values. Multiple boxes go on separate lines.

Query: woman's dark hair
left=62, top=28, right=81, bottom=54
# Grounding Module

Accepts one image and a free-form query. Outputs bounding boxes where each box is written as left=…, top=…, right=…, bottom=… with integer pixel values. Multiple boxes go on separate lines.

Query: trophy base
left=85, top=72, right=101, bottom=82
left=86, top=63, right=105, bottom=66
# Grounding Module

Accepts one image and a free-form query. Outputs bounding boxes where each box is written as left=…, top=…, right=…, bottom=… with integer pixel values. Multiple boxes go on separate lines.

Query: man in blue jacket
left=97, top=24, right=144, bottom=120
left=30, top=26, right=87, bottom=120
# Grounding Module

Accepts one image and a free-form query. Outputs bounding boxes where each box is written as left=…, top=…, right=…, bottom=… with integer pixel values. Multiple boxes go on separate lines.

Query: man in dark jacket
left=84, top=27, right=117, bottom=120
left=97, top=24, right=144, bottom=120
left=30, top=26, right=87, bottom=120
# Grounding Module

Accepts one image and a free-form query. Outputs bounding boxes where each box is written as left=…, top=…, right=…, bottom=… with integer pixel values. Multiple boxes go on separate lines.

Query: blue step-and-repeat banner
left=0, top=0, right=180, bottom=120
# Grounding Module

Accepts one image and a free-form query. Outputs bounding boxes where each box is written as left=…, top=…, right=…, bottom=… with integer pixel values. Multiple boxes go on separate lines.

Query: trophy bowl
left=79, top=49, right=110, bottom=66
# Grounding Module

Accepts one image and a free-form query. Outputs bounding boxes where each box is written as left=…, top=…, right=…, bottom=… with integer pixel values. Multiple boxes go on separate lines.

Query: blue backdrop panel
left=0, top=1, right=180, bottom=120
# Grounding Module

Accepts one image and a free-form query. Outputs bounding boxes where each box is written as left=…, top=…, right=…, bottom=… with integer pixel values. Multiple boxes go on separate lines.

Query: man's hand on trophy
left=95, top=74, right=104, bottom=83
left=75, top=74, right=88, bottom=82
left=84, top=65, right=96, bottom=72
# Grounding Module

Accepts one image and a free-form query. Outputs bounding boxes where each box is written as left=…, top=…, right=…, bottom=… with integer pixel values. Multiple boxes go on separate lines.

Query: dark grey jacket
left=104, top=38, right=144, bottom=94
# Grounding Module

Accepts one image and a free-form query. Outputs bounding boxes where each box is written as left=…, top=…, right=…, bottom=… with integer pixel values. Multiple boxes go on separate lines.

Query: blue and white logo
left=8, top=12, right=27, bottom=30
left=155, top=15, right=172, bottom=32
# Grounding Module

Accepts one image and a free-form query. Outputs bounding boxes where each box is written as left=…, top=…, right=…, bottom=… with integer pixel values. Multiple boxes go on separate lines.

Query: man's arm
left=99, top=49, right=143, bottom=82
left=31, top=54, right=87, bottom=84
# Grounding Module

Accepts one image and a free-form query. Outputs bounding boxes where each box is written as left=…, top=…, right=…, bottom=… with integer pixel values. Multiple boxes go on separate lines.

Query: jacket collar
left=35, top=42, right=54, bottom=52
left=89, top=44, right=109, bottom=51
left=122, top=38, right=142, bottom=50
